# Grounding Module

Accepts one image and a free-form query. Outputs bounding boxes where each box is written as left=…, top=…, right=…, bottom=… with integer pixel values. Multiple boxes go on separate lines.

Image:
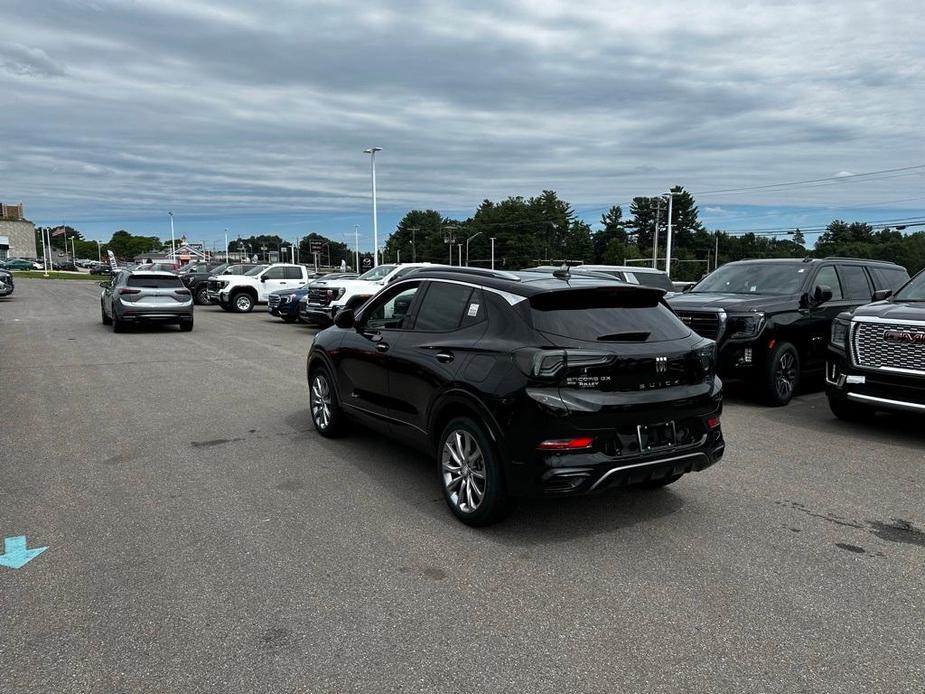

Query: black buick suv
left=668, top=257, right=909, bottom=405
left=306, top=267, right=724, bottom=525
left=826, top=269, right=925, bottom=419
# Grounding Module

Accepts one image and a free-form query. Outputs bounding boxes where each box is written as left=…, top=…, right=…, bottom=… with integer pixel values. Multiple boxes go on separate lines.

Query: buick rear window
left=128, top=275, right=183, bottom=288
left=530, top=289, right=689, bottom=342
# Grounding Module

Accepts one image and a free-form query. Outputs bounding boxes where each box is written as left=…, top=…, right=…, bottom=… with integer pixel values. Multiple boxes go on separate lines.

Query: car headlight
left=726, top=312, right=765, bottom=339
left=830, top=317, right=850, bottom=348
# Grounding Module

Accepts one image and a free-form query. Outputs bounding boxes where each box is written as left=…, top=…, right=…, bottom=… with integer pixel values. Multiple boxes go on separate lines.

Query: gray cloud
left=1, top=0, right=924, bottom=228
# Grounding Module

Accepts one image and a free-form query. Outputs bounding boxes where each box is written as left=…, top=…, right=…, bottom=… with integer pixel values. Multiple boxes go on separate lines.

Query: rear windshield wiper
left=596, top=332, right=650, bottom=342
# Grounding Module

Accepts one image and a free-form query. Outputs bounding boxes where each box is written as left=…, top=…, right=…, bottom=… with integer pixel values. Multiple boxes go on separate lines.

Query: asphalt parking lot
left=1, top=279, right=923, bottom=694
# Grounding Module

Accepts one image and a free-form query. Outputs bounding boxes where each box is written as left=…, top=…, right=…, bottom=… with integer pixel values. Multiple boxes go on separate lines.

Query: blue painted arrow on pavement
left=0, top=536, right=48, bottom=569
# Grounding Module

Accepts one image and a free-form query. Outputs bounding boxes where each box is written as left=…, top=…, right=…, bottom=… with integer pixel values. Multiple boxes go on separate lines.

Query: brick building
left=0, top=203, right=37, bottom=260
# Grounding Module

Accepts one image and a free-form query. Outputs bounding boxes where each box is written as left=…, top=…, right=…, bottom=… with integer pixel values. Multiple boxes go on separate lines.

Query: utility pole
left=457, top=243, right=462, bottom=266
left=489, top=237, right=496, bottom=269
left=443, top=225, right=458, bottom=265
left=714, top=231, right=720, bottom=272
left=224, top=229, right=229, bottom=261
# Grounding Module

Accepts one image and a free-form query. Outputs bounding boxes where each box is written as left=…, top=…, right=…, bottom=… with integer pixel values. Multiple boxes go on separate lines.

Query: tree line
left=39, top=191, right=925, bottom=279
left=383, top=188, right=925, bottom=279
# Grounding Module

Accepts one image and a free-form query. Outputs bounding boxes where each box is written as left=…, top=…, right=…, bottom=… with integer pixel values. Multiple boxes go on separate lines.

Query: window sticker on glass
left=798, top=269, right=806, bottom=273
left=467, top=303, right=480, bottom=317
left=750, top=286, right=757, bottom=292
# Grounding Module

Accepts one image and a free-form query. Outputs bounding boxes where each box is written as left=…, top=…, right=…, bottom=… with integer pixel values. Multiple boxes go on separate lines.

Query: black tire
left=309, top=366, right=347, bottom=437
left=763, top=341, right=800, bottom=406
left=112, top=312, right=125, bottom=333
left=195, top=286, right=210, bottom=305
left=827, top=394, right=871, bottom=421
left=281, top=313, right=298, bottom=323
left=179, top=317, right=194, bottom=332
left=101, top=303, right=112, bottom=325
left=438, top=417, right=507, bottom=526
left=231, top=292, right=254, bottom=313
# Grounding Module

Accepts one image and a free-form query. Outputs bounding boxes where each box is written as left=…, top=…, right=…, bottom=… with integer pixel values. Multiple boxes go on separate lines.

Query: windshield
left=692, top=263, right=807, bottom=295
left=207, top=263, right=228, bottom=275
left=244, top=265, right=269, bottom=276
left=893, top=271, right=925, bottom=301
left=357, top=264, right=396, bottom=281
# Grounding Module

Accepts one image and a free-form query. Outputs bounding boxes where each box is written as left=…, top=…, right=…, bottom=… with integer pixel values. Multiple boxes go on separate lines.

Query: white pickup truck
left=209, top=263, right=312, bottom=312
left=299, top=263, right=434, bottom=325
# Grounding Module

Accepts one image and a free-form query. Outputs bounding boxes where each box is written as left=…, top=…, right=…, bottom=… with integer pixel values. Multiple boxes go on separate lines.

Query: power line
left=690, top=164, right=925, bottom=196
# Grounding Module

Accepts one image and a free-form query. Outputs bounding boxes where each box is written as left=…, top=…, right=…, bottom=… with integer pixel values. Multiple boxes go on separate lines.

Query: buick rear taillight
left=707, top=416, right=721, bottom=429
left=175, top=288, right=191, bottom=295
left=515, top=349, right=615, bottom=379
left=537, top=437, right=595, bottom=451
left=118, top=288, right=141, bottom=295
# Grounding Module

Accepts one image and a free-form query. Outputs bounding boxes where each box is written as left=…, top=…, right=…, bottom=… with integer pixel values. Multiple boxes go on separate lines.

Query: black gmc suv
left=306, top=267, right=724, bottom=525
left=826, top=269, right=925, bottom=419
left=668, top=257, right=909, bottom=405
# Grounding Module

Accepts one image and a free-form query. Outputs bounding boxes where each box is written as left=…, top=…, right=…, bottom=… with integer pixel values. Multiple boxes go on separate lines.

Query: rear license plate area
left=637, top=422, right=676, bottom=451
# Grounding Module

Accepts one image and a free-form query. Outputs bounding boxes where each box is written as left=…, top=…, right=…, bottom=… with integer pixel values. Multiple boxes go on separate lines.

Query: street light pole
left=353, top=224, right=360, bottom=272
left=168, top=211, right=176, bottom=260
left=663, top=190, right=680, bottom=278
left=652, top=197, right=662, bottom=270
left=363, top=147, right=382, bottom=267
left=96, top=240, right=101, bottom=263
left=224, top=228, right=229, bottom=261
left=408, top=227, right=419, bottom=263
left=465, top=232, right=482, bottom=266
left=489, top=237, right=496, bottom=269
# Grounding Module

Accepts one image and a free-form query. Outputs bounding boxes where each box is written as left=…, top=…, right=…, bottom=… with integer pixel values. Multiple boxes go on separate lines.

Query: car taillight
left=175, top=288, right=191, bottom=295
left=537, top=437, right=594, bottom=451
left=706, top=416, right=721, bottom=429
left=515, top=349, right=615, bottom=379
left=118, top=288, right=141, bottom=295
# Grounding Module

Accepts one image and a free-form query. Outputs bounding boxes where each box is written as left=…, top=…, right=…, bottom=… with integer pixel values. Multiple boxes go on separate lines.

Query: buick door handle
left=376, top=342, right=390, bottom=353
left=435, top=351, right=454, bottom=363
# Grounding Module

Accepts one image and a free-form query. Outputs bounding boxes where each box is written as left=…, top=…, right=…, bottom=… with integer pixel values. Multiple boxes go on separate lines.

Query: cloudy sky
left=2, top=0, right=924, bottom=248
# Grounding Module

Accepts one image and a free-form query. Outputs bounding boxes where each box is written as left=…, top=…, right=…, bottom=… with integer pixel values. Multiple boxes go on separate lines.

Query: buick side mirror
left=334, top=309, right=355, bottom=329
left=813, top=284, right=833, bottom=306
left=871, top=288, right=892, bottom=302
left=99, top=281, right=109, bottom=288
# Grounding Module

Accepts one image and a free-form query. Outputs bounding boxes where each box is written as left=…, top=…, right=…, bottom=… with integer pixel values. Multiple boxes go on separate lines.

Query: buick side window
left=365, top=286, right=419, bottom=330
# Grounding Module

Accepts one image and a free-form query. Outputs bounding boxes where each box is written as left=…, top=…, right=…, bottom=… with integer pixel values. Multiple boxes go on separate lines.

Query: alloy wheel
left=310, top=373, right=333, bottom=430
left=775, top=352, right=797, bottom=400
left=442, top=429, right=486, bottom=513
left=235, top=295, right=252, bottom=312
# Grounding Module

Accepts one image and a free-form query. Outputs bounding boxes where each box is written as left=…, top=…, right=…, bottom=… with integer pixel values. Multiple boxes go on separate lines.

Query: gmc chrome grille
left=308, top=287, right=332, bottom=306
left=851, top=321, right=925, bottom=373
left=674, top=310, right=724, bottom=341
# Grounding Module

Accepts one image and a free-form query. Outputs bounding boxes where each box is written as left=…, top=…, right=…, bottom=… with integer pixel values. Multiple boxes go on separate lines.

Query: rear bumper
left=501, top=385, right=725, bottom=495
left=826, top=348, right=925, bottom=414
left=116, top=303, right=193, bottom=321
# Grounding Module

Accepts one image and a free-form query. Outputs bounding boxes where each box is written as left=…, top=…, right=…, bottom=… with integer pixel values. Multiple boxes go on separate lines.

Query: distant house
left=0, top=203, right=37, bottom=260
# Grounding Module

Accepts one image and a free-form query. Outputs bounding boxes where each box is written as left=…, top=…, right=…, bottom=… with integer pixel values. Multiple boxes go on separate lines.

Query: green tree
left=594, top=206, right=627, bottom=262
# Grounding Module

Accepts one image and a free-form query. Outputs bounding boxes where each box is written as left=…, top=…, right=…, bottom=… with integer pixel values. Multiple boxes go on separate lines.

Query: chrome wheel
left=196, top=287, right=209, bottom=305
left=442, top=429, right=486, bottom=513
left=310, top=373, right=333, bottom=430
left=234, top=294, right=253, bottom=312
left=775, top=352, right=797, bottom=400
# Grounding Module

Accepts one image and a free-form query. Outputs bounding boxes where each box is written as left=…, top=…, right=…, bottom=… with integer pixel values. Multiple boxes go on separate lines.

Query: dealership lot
left=1, top=280, right=923, bottom=693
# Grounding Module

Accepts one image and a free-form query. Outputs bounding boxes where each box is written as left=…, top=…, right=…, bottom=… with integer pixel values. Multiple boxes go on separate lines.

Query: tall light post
left=663, top=190, right=680, bottom=278
left=353, top=224, right=360, bottom=272
left=363, top=147, right=382, bottom=267
left=465, top=231, right=482, bottom=267
left=224, top=228, right=229, bottom=261
left=168, top=211, right=176, bottom=260
left=489, top=237, right=496, bottom=270
left=652, top=197, right=662, bottom=270
left=95, top=240, right=102, bottom=263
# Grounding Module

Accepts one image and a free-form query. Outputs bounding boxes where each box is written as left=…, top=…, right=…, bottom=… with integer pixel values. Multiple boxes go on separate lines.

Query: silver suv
left=100, top=270, right=194, bottom=332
